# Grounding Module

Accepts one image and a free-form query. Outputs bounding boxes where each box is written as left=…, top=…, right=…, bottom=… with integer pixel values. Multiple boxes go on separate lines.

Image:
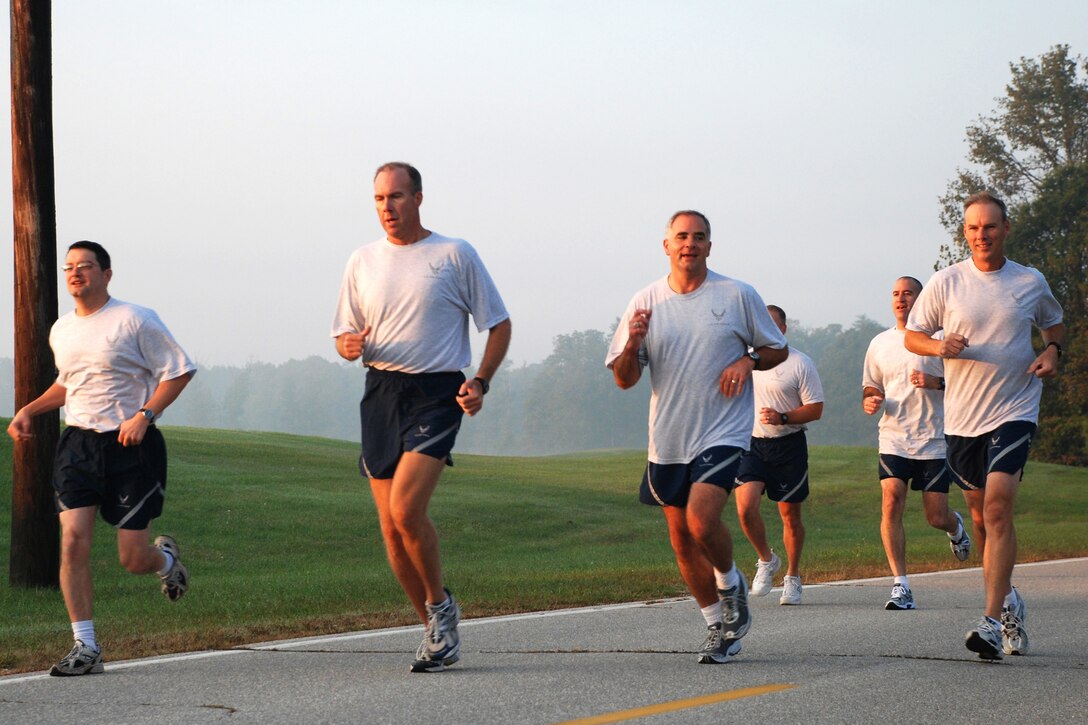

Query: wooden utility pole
left=10, top=0, right=59, bottom=587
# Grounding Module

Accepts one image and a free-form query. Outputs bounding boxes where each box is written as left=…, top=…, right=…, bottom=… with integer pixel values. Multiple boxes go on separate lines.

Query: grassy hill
left=2, top=424, right=1086, bottom=675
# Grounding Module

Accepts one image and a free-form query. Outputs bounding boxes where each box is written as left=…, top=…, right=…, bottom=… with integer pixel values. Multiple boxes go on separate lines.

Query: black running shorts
left=735, top=430, right=810, bottom=503
left=53, top=425, right=168, bottom=529
left=946, top=420, right=1036, bottom=490
left=878, top=454, right=953, bottom=493
left=359, top=368, right=465, bottom=480
left=640, top=445, right=744, bottom=507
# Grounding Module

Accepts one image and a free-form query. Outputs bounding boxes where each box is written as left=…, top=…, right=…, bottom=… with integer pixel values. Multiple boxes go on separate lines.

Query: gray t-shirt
left=606, top=271, right=787, bottom=464
left=331, top=232, right=509, bottom=373
left=51, top=297, right=196, bottom=432
left=906, top=258, right=1063, bottom=436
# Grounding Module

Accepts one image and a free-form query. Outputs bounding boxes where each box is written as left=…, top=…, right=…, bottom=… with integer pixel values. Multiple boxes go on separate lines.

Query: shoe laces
left=703, top=625, right=724, bottom=650
left=891, top=584, right=908, bottom=598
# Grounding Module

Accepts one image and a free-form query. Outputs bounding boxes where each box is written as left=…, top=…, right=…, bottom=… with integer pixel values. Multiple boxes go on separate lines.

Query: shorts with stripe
left=946, top=420, right=1036, bottom=491
left=878, top=454, right=952, bottom=493
left=640, top=445, right=743, bottom=507
left=359, top=367, right=465, bottom=480
left=53, top=425, right=168, bottom=530
left=735, top=430, right=809, bottom=503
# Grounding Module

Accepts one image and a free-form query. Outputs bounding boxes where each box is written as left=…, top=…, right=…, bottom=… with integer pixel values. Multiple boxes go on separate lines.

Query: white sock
left=157, top=550, right=174, bottom=576
left=894, top=576, right=909, bottom=589
left=700, top=601, right=723, bottom=627
left=1003, top=588, right=1018, bottom=608
left=949, top=519, right=965, bottom=541
left=427, top=596, right=450, bottom=613
left=72, top=620, right=97, bottom=650
left=714, top=563, right=740, bottom=591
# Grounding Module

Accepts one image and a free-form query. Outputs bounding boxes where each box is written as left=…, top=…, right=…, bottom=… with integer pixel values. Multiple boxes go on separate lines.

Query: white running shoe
left=154, top=535, right=189, bottom=602
left=966, top=616, right=1003, bottom=660
left=949, top=511, right=972, bottom=561
left=49, top=640, right=103, bottom=676
left=779, top=575, right=802, bottom=605
left=884, top=583, right=915, bottom=610
left=1001, top=587, right=1029, bottom=656
left=750, top=552, right=782, bottom=597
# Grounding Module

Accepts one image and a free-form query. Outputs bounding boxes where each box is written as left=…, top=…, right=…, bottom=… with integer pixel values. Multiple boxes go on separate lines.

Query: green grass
left=2, top=424, right=1086, bottom=674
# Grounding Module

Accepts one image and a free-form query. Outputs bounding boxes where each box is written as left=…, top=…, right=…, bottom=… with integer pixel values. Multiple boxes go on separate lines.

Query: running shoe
left=750, top=552, right=782, bottom=597
left=718, top=571, right=752, bottom=640
left=49, top=640, right=103, bottom=677
left=949, top=511, right=972, bottom=561
left=410, top=588, right=462, bottom=673
left=965, top=616, right=1004, bottom=660
left=697, top=623, right=743, bottom=664
left=1001, top=587, right=1029, bottom=656
left=154, top=535, right=189, bottom=602
left=885, top=583, right=915, bottom=610
left=780, top=575, right=802, bottom=605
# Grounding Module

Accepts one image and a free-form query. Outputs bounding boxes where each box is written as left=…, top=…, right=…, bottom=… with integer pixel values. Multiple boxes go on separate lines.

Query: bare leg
left=116, top=527, right=167, bottom=574
left=880, top=478, right=907, bottom=577
left=734, top=481, right=773, bottom=561
left=662, top=505, right=717, bottom=608
left=963, top=489, right=986, bottom=558
left=778, top=501, right=804, bottom=577
left=58, top=507, right=98, bottom=623
left=981, top=471, right=1019, bottom=619
left=370, top=452, right=449, bottom=621
left=921, top=491, right=958, bottom=534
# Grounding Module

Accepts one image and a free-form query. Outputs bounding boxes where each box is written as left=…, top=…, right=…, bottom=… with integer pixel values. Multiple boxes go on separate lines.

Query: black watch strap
left=1045, top=341, right=1063, bottom=358
left=473, top=376, right=490, bottom=395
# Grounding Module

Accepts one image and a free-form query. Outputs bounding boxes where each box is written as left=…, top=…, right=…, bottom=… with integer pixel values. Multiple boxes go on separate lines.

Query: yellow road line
left=555, top=683, right=797, bottom=725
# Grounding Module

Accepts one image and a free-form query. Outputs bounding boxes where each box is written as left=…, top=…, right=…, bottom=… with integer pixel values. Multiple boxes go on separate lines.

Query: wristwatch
left=780, top=412, right=789, bottom=425
left=747, top=350, right=761, bottom=367
left=138, top=407, right=155, bottom=423
left=473, top=376, right=490, bottom=395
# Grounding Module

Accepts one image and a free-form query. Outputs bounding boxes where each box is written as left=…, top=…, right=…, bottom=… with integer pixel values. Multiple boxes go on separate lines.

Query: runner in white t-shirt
left=862, top=276, right=971, bottom=612
left=734, top=305, right=823, bottom=606
left=607, top=210, right=788, bottom=664
left=7, top=241, right=195, bottom=677
left=905, top=192, right=1064, bottom=661
left=331, top=162, right=511, bottom=673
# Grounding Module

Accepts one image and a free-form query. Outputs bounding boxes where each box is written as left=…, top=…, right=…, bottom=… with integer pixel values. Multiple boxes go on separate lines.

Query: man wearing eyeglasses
left=7, top=240, right=195, bottom=677
left=331, top=162, right=511, bottom=673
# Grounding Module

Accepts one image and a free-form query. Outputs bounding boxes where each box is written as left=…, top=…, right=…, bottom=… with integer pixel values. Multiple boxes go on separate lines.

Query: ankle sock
left=714, top=563, right=739, bottom=591
left=700, top=601, right=723, bottom=626
left=72, top=620, right=97, bottom=650
left=894, top=575, right=910, bottom=589
left=157, top=550, right=174, bottom=576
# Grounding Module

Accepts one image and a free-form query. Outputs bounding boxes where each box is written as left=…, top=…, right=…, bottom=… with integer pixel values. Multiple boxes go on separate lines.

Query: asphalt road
left=3, top=558, right=1086, bottom=724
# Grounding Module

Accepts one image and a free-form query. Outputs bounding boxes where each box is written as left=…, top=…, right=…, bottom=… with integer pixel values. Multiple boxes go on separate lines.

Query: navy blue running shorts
left=946, top=420, right=1036, bottom=490
left=359, top=367, right=465, bottom=480
left=53, top=425, right=168, bottom=529
left=735, top=430, right=809, bottom=503
left=640, top=445, right=743, bottom=507
left=878, top=454, right=953, bottom=493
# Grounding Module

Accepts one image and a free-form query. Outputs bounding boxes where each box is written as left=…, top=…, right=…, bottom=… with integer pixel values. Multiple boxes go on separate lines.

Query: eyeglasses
left=61, top=262, right=98, bottom=273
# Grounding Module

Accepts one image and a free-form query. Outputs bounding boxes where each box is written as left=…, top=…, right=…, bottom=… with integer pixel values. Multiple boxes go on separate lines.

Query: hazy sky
left=3, top=1, right=1087, bottom=369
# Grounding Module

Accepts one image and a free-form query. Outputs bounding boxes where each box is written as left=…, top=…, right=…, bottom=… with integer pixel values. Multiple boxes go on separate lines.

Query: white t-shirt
left=605, top=271, right=787, bottom=464
left=862, top=327, right=945, bottom=458
left=330, top=232, right=509, bottom=373
left=50, top=298, right=196, bottom=432
left=906, top=258, right=1064, bottom=436
left=751, top=348, right=823, bottom=439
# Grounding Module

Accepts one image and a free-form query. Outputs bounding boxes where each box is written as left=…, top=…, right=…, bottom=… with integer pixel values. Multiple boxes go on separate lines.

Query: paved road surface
left=3, top=558, right=1085, bottom=723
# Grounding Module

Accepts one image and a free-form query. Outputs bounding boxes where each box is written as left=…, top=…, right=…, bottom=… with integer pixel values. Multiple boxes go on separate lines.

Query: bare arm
left=758, top=401, right=823, bottom=426
left=861, top=385, right=884, bottom=415
left=904, top=329, right=968, bottom=359
left=117, top=372, right=194, bottom=447
left=458, top=318, right=512, bottom=416
left=1028, top=323, right=1065, bottom=378
left=7, top=381, right=67, bottom=441
left=612, top=309, right=650, bottom=390
left=335, top=326, right=372, bottom=361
